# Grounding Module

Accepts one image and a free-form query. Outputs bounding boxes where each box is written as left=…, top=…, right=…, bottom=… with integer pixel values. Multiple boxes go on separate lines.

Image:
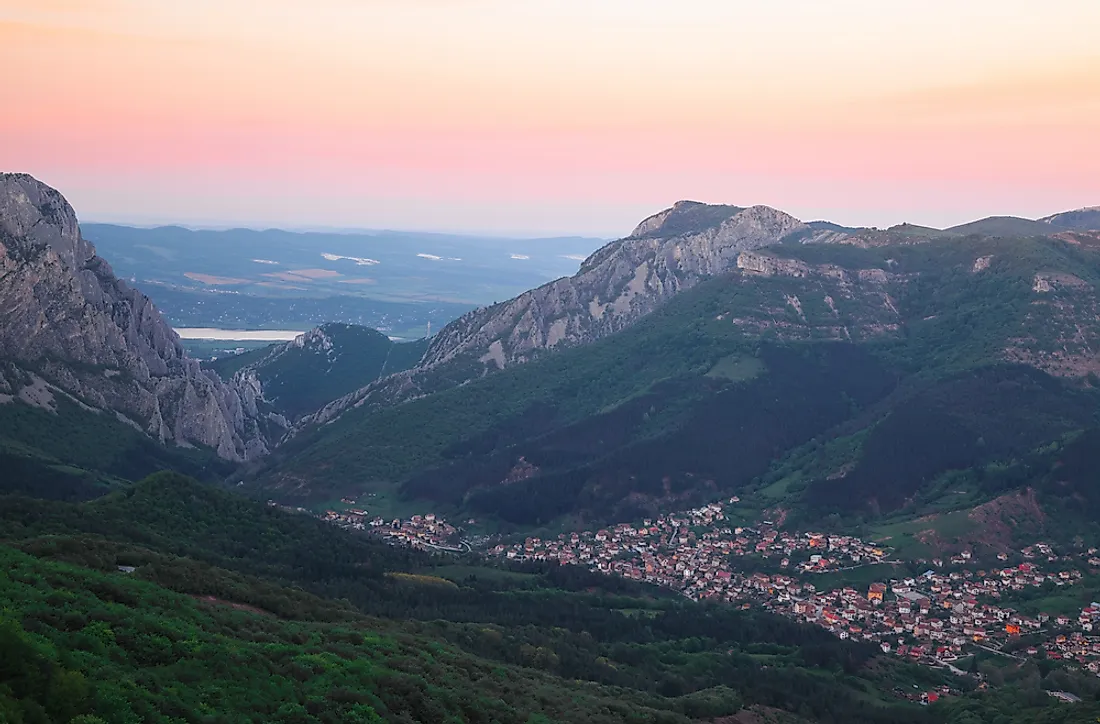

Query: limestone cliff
left=0, top=173, right=276, bottom=460
left=295, top=201, right=819, bottom=429
left=419, top=202, right=810, bottom=370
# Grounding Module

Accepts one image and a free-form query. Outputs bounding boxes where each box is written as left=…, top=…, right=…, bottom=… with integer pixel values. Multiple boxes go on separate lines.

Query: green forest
left=2, top=472, right=1099, bottom=723
left=251, top=233, right=1100, bottom=534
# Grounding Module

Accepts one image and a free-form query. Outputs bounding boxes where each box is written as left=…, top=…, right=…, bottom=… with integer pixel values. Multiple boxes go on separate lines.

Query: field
left=870, top=511, right=979, bottom=560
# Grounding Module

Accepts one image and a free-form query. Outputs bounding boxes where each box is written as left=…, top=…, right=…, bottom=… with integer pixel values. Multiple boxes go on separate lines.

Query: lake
left=174, top=328, right=305, bottom=341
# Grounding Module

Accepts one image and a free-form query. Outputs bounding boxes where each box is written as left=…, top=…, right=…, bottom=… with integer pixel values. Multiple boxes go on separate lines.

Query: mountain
left=286, top=199, right=1100, bottom=433
left=206, top=323, right=429, bottom=422
left=293, top=202, right=833, bottom=428
left=945, top=216, right=1052, bottom=237
left=1039, top=206, right=1100, bottom=231
left=0, top=174, right=278, bottom=463
left=254, top=212, right=1100, bottom=533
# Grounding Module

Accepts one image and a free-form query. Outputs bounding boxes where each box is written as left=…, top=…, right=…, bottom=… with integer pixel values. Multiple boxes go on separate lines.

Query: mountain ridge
left=288, top=199, right=1100, bottom=436
left=208, top=322, right=428, bottom=422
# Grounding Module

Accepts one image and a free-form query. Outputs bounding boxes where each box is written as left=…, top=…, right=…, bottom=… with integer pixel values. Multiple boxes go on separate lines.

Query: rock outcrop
left=294, top=202, right=815, bottom=429
left=420, top=202, right=808, bottom=370
left=0, top=173, right=276, bottom=460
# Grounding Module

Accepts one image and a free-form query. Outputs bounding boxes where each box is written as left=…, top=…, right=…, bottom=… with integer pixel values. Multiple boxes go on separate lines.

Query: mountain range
left=5, top=172, right=1100, bottom=545
left=248, top=198, right=1100, bottom=544
left=7, top=172, right=1100, bottom=724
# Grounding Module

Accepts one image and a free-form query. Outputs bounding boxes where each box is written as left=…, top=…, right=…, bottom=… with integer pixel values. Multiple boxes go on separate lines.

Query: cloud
left=252, top=258, right=279, bottom=264
left=417, top=252, right=443, bottom=260
left=560, top=254, right=586, bottom=261
left=510, top=254, right=530, bottom=260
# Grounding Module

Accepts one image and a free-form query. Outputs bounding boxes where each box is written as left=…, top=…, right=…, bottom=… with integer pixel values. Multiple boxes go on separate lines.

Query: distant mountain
left=81, top=222, right=605, bottom=309
left=945, top=216, right=1052, bottom=237
left=1040, top=206, right=1100, bottom=231
left=0, top=174, right=278, bottom=466
left=207, top=323, right=428, bottom=422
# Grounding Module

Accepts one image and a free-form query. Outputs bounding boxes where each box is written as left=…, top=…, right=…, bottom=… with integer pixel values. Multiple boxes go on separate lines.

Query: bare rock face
left=421, top=201, right=808, bottom=371
left=0, top=173, right=276, bottom=460
left=293, top=201, right=812, bottom=431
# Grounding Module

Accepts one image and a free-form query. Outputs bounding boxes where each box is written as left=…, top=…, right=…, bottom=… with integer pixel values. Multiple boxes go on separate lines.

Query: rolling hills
left=0, top=472, right=964, bottom=724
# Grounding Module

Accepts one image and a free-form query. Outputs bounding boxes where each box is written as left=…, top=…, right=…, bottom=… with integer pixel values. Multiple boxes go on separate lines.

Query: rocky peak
left=291, top=326, right=335, bottom=354
left=294, top=201, right=814, bottom=429
left=0, top=173, right=277, bottom=460
left=0, top=173, right=90, bottom=270
left=629, top=200, right=744, bottom=238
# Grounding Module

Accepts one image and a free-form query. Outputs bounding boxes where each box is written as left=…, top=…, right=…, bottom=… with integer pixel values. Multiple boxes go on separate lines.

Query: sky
left=2, top=0, right=1099, bottom=236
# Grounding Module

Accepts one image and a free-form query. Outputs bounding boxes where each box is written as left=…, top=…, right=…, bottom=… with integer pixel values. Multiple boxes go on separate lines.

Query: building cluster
left=489, top=499, right=891, bottom=587
left=778, top=566, right=1092, bottom=670
left=312, top=493, right=1100, bottom=679
left=321, top=508, right=465, bottom=551
left=377, top=513, right=464, bottom=551
left=488, top=500, right=1100, bottom=674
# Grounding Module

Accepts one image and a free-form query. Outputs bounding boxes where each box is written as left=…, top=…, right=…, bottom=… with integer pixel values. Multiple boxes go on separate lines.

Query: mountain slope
left=422, top=202, right=812, bottom=370
left=1039, top=206, right=1100, bottom=231
left=207, top=323, right=428, bottom=422
left=0, top=173, right=276, bottom=461
left=254, top=233, right=1100, bottom=528
left=295, top=202, right=831, bottom=429
left=945, top=216, right=1052, bottom=237
left=0, top=472, right=952, bottom=724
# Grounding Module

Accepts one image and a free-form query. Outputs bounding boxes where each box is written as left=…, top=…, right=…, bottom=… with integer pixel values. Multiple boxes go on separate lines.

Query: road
left=973, top=643, right=1025, bottom=662
left=825, top=559, right=905, bottom=572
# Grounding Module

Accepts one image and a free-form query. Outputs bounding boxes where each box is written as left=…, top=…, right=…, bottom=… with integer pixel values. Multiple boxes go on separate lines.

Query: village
left=311, top=496, right=1100, bottom=682
left=483, top=500, right=1100, bottom=678
left=318, top=500, right=470, bottom=552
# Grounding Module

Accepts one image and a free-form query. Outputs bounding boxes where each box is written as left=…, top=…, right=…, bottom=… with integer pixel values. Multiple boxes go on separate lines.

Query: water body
left=174, top=328, right=305, bottom=341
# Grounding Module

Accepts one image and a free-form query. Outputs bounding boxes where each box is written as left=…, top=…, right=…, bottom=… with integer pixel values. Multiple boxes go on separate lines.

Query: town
left=488, top=500, right=1100, bottom=676
left=313, top=497, right=1100, bottom=680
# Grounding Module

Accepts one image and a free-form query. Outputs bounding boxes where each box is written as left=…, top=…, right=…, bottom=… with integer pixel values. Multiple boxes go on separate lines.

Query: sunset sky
left=2, top=0, right=1098, bottom=236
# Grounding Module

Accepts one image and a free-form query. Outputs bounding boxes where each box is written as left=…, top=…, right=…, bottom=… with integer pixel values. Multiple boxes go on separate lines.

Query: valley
left=315, top=493, right=1100, bottom=687
left=5, top=173, right=1100, bottom=723
left=8, top=1, right=1100, bottom=720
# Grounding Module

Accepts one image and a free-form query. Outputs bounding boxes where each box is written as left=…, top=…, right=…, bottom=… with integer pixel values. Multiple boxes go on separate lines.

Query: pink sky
left=2, top=0, right=1099, bottom=235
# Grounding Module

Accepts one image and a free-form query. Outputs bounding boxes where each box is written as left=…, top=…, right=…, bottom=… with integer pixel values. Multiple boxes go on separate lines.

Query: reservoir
left=174, top=328, right=305, bottom=341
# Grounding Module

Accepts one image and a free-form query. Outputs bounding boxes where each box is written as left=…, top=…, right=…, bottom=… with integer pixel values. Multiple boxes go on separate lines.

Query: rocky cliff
left=0, top=173, right=275, bottom=460
left=295, top=201, right=822, bottom=428
left=290, top=200, right=1100, bottom=433
left=420, top=202, right=810, bottom=370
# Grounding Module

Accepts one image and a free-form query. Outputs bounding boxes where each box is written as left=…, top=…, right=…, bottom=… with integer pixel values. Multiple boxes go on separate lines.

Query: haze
left=3, top=0, right=1098, bottom=236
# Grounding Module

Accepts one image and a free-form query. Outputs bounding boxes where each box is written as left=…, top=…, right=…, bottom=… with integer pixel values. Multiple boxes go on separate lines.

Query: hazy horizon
left=77, top=200, right=1100, bottom=241
left=4, top=1, right=1099, bottom=236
